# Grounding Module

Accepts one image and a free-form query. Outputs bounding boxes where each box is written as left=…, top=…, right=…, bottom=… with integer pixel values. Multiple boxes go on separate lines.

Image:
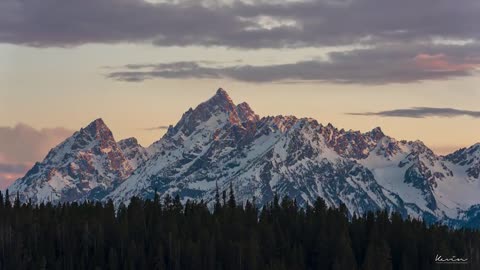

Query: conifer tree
left=222, top=189, right=227, bottom=207
left=0, top=194, right=478, bottom=269
left=14, top=192, right=20, bottom=209
left=153, top=188, right=160, bottom=205
left=228, top=182, right=236, bottom=208
left=4, top=189, right=11, bottom=208
left=0, top=190, right=4, bottom=209
left=214, top=181, right=221, bottom=214
left=361, top=229, right=392, bottom=270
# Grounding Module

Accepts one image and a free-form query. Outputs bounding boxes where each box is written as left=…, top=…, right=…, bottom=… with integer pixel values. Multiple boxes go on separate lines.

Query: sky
left=1, top=0, right=480, bottom=188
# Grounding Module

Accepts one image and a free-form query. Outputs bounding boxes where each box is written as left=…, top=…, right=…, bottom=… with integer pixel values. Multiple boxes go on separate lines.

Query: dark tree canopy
left=0, top=189, right=478, bottom=270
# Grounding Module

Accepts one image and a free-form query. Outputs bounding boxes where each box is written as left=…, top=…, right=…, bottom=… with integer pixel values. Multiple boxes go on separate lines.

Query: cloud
left=0, top=172, right=24, bottom=190
left=107, top=43, right=480, bottom=84
left=0, top=123, right=73, bottom=188
left=143, top=126, right=170, bottom=131
left=413, top=53, right=480, bottom=72
left=0, top=0, right=479, bottom=49
left=4, top=0, right=479, bottom=84
left=0, top=123, right=74, bottom=164
left=0, top=163, right=31, bottom=174
left=0, top=161, right=31, bottom=189
left=347, top=107, right=480, bottom=118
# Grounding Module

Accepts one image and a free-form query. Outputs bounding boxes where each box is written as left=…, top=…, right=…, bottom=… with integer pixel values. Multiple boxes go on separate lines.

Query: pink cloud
left=0, top=124, right=73, bottom=189
left=414, top=53, right=480, bottom=72
left=0, top=172, right=26, bottom=189
left=0, top=158, right=32, bottom=189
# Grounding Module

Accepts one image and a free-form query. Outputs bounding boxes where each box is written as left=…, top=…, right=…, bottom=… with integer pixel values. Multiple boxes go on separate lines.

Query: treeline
left=0, top=188, right=479, bottom=270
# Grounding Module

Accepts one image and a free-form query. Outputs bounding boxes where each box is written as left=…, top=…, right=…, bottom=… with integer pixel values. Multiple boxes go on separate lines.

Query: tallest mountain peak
left=209, top=87, right=233, bottom=105
left=216, top=87, right=228, bottom=95
left=197, top=87, right=236, bottom=113
left=193, top=87, right=236, bottom=118
left=167, top=88, right=256, bottom=137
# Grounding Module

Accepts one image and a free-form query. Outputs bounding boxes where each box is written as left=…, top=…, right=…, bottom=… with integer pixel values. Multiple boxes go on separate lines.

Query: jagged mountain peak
left=446, top=142, right=480, bottom=179
left=189, top=88, right=238, bottom=117
left=9, top=119, right=133, bottom=203
left=118, top=137, right=142, bottom=147
left=86, top=117, right=106, bottom=128
left=118, top=137, right=149, bottom=170
left=315, top=123, right=388, bottom=159
left=43, top=118, right=117, bottom=163
left=204, top=88, right=235, bottom=108
left=236, top=102, right=259, bottom=123
left=82, top=118, right=111, bottom=137
left=166, top=89, right=254, bottom=137
left=454, top=143, right=480, bottom=155
left=446, top=143, right=480, bottom=160
left=265, top=115, right=299, bottom=132
left=367, top=126, right=385, bottom=140
left=215, top=87, right=231, bottom=98
left=408, top=140, right=436, bottom=156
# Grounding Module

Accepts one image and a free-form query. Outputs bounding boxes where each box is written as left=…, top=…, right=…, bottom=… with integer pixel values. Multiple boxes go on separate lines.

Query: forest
left=0, top=187, right=478, bottom=270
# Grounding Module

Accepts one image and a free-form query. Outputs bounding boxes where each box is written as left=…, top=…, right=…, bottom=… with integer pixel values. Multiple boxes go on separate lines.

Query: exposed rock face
left=8, top=89, right=480, bottom=228
left=236, top=102, right=259, bottom=123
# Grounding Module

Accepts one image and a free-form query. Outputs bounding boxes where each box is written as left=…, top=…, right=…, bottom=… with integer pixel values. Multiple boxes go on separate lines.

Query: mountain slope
left=8, top=119, right=135, bottom=203
left=105, top=89, right=480, bottom=227
left=9, top=89, right=480, bottom=227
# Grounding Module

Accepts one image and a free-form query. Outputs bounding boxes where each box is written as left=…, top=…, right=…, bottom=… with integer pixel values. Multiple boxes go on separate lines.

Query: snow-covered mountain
left=8, top=119, right=139, bottom=203
left=445, top=143, right=480, bottom=180
left=118, top=137, right=150, bottom=169
left=8, top=88, right=480, bottom=227
left=104, top=88, right=480, bottom=227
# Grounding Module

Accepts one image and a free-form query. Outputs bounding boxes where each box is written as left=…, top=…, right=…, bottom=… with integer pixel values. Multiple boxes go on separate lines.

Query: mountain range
left=8, top=88, right=480, bottom=227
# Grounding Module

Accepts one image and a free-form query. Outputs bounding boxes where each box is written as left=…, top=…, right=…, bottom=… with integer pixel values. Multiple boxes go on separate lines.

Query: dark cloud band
left=1, top=0, right=479, bottom=48
left=347, top=107, right=480, bottom=118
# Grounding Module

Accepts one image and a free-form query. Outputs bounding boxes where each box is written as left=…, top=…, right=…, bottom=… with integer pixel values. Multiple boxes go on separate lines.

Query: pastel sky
left=1, top=0, right=480, bottom=188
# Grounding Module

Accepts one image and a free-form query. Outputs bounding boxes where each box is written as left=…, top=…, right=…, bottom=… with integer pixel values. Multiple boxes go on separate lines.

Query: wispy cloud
left=107, top=43, right=480, bottom=84
left=347, top=107, right=480, bottom=118
left=143, top=126, right=170, bottom=131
